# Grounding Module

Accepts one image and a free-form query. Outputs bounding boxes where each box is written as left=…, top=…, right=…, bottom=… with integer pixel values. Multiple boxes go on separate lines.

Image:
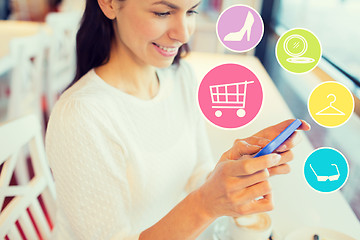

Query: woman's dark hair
left=68, top=0, right=190, bottom=89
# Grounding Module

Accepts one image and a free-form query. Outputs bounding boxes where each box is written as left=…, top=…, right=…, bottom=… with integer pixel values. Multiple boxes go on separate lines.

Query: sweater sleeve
left=182, top=61, right=216, bottom=193
left=185, top=114, right=217, bottom=193
left=46, top=98, right=140, bottom=240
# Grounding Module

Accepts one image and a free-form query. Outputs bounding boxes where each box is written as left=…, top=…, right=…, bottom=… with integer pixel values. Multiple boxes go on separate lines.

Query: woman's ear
left=97, top=0, right=117, bottom=20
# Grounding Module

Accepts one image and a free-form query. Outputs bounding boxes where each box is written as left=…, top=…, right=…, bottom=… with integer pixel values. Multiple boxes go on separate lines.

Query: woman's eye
left=154, top=12, right=171, bottom=17
left=187, top=10, right=199, bottom=16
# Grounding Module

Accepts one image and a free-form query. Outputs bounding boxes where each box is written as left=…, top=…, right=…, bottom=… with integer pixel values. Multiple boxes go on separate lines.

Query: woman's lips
left=153, top=43, right=179, bottom=57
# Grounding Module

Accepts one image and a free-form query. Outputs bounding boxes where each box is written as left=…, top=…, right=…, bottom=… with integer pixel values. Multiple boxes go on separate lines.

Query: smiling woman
left=69, top=0, right=197, bottom=91
left=45, top=0, right=310, bottom=239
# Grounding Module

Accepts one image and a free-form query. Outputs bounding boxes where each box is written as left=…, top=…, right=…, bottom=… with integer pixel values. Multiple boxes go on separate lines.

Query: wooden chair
left=0, top=114, right=56, bottom=239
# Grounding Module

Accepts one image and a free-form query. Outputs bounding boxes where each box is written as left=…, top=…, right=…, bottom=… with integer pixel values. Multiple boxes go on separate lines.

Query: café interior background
left=1, top=0, right=360, bottom=220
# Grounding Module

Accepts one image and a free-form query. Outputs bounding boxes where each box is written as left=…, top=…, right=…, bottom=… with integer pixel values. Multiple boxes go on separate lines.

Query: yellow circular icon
left=308, top=82, right=354, bottom=128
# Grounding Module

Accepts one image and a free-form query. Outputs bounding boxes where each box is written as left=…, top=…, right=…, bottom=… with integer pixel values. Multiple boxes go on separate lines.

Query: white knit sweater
left=45, top=61, right=216, bottom=240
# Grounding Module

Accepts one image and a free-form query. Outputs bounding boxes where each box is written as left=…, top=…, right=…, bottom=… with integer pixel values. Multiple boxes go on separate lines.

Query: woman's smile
left=152, top=42, right=179, bottom=57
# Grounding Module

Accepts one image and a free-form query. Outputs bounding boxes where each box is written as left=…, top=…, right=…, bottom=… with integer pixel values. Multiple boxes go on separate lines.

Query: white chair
left=45, top=11, right=81, bottom=116
left=0, top=114, right=56, bottom=239
left=0, top=20, right=44, bottom=123
left=7, top=32, right=47, bottom=124
left=0, top=54, right=14, bottom=122
left=5, top=31, right=48, bottom=186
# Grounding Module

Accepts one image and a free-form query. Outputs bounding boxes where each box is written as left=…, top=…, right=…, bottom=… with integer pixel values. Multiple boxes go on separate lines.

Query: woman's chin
left=152, top=59, right=176, bottom=69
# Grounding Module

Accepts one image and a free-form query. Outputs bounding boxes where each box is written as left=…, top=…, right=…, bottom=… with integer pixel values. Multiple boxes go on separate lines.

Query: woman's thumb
left=227, top=139, right=263, bottom=160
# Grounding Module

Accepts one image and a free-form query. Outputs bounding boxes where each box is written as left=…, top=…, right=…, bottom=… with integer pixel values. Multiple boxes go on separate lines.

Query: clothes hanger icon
left=310, top=163, right=340, bottom=181
left=316, top=94, right=345, bottom=116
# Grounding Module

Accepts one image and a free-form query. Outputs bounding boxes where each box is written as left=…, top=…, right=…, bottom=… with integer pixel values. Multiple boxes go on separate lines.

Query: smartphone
left=254, top=119, right=302, bottom=158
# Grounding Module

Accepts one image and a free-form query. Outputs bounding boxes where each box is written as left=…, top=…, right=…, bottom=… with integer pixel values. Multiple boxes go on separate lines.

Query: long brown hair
left=68, top=0, right=190, bottom=89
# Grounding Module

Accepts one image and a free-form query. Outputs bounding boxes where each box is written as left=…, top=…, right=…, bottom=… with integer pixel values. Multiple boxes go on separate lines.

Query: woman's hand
left=251, top=119, right=311, bottom=176
left=197, top=119, right=310, bottom=220
left=198, top=139, right=280, bottom=219
left=253, top=119, right=311, bottom=152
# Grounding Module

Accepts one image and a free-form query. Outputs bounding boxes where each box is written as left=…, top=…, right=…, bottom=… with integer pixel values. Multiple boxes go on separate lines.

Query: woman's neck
left=95, top=42, right=159, bottom=100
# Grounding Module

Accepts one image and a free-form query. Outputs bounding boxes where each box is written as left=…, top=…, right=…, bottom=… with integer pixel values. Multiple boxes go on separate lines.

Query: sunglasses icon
left=310, top=163, right=340, bottom=182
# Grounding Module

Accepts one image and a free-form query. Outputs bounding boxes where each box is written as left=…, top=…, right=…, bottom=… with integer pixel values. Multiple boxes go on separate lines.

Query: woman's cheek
left=138, top=19, right=167, bottom=40
left=188, top=20, right=196, bottom=38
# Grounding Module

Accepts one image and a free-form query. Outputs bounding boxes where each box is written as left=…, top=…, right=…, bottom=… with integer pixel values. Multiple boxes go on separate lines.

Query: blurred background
left=0, top=0, right=359, bottom=223
left=195, top=0, right=360, bottom=221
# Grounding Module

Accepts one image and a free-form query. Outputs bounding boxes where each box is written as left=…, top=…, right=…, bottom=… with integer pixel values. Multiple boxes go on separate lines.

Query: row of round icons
left=216, top=5, right=322, bottom=74
left=198, top=4, right=354, bottom=193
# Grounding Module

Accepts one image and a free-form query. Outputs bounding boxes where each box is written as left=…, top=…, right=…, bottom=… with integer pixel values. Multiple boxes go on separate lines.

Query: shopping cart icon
left=209, top=81, right=254, bottom=117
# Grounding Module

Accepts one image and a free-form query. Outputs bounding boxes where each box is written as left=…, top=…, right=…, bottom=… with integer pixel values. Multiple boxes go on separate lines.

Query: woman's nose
left=168, top=16, right=193, bottom=44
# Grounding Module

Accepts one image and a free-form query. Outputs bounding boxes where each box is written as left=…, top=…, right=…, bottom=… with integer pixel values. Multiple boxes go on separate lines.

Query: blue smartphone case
left=254, top=119, right=302, bottom=158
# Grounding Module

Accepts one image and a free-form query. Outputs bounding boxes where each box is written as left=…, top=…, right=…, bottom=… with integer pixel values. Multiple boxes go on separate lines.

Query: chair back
left=0, top=22, right=48, bottom=186
left=45, top=11, right=81, bottom=115
left=0, top=115, right=56, bottom=239
left=7, top=32, right=47, bottom=123
left=0, top=20, right=44, bottom=123
left=0, top=54, right=14, bottom=122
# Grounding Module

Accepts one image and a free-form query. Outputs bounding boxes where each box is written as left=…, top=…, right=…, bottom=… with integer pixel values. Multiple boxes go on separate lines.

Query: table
left=185, top=52, right=360, bottom=239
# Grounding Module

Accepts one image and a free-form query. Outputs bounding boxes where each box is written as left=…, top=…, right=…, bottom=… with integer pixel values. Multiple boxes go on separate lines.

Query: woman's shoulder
left=51, top=70, right=113, bottom=119
left=61, top=69, right=108, bottom=102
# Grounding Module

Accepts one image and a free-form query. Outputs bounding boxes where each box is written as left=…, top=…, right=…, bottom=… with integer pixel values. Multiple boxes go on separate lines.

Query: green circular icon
left=276, top=28, right=322, bottom=74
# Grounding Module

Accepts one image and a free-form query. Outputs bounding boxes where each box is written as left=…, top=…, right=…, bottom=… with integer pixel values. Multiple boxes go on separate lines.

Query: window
left=260, top=0, right=360, bottom=220
left=273, top=0, right=360, bottom=93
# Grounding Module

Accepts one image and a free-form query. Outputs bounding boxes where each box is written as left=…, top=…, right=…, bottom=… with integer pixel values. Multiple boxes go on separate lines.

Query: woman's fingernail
left=260, top=138, right=270, bottom=146
left=264, top=168, right=270, bottom=177
left=277, top=144, right=287, bottom=152
left=271, top=154, right=281, bottom=164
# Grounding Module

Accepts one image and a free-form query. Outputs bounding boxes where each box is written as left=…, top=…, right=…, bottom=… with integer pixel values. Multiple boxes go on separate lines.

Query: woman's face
left=113, top=0, right=199, bottom=68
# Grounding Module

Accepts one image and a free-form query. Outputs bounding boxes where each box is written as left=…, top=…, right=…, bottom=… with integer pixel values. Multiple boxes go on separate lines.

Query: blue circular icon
left=304, top=147, right=349, bottom=193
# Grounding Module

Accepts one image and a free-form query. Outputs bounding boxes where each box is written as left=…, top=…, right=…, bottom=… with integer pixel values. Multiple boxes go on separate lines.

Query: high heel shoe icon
left=224, top=11, right=254, bottom=42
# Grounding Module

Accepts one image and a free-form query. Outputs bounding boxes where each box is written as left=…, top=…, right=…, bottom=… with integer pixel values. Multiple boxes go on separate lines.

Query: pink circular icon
left=216, top=5, right=264, bottom=53
left=198, top=64, right=263, bottom=129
